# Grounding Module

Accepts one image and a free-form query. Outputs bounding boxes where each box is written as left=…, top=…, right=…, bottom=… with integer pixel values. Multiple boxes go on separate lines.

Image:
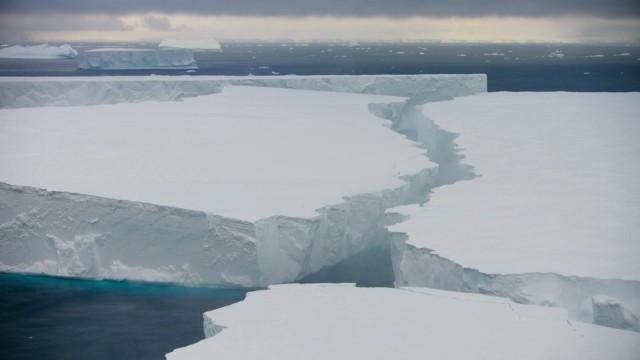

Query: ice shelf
left=76, top=48, right=197, bottom=70
left=166, top=284, right=640, bottom=360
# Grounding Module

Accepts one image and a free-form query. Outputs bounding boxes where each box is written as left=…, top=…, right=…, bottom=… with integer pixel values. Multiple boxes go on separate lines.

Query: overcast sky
left=1, top=0, right=638, bottom=43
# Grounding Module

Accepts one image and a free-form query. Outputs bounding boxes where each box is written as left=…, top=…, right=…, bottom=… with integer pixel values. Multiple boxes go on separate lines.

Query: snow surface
left=0, top=85, right=430, bottom=222
left=390, top=92, right=640, bottom=280
left=159, top=39, right=222, bottom=51
left=77, top=48, right=197, bottom=70
left=167, top=283, right=640, bottom=360
left=0, top=44, right=78, bottom=59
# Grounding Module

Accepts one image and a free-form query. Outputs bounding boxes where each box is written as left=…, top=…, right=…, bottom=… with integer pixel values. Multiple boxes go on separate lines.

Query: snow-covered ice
left=159, top=39, right=222, bottom=51
left=167, top=283, right=640, bottom=360
left=0, top=44, right=78, bottom=59
left=77, top=48, right=197, bottom=70
left=0, top=86, right=429, bottom=221
left=390, top=92, right=640, bottom=281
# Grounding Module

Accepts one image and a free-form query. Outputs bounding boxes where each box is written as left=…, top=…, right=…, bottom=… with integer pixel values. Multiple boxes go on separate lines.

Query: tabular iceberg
left=76, top=48, right=197, bottom=70
left=0, top=44, right=78, bottom=59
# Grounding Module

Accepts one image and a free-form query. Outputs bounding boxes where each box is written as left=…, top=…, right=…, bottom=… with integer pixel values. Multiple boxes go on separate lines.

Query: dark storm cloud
left=0, top=0, right=638, bottom=18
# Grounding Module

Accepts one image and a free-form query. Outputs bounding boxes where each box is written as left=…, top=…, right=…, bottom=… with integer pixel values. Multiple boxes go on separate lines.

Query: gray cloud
left=142, top=15, right=172, bottom=31
left=0, top=14, right=135, bottom=32
left=1, top=0, right=639, bottom=18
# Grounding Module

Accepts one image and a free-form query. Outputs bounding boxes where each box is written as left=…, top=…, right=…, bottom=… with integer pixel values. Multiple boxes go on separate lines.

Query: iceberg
left=0, top=44, right=78, bottom=59
left=0, top=75, right=485, bottom=287
left=159, top=39, right=222, bottom=52
left=76, top=48, right=197, bottom=70
left=166, top=284, right=640, bottom=359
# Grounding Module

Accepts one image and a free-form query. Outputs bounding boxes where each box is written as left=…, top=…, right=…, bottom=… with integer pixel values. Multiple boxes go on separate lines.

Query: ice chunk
left=0, top=44, right=78, bottom=59
left=393, top=92, right=640, bottom=281
left=592, top=295, right=640, bottom=331
left=76, top=48, right=197, bottom=70
left=166, top=284, right=640, bottom=359
left=159, top=39, right=222, bottom=52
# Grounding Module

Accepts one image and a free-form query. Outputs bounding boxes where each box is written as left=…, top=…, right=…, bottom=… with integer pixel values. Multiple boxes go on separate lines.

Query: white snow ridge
left=1, top=74, right=639, bottom=358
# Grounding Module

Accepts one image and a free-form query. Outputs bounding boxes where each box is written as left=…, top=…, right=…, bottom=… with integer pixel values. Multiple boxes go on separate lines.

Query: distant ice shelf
left=0, top=44, right=78, bottom=59
left=159, top=39, right=222, bottom=51
left=166, top=284, right=640, bottom=360
left=76, top=48, right=197, bottom=70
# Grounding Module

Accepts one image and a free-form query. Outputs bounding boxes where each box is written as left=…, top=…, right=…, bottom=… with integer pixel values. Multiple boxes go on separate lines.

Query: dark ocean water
left=0, top=42, right=638, bottom=91
left=0, top=273, right=249, bottom=360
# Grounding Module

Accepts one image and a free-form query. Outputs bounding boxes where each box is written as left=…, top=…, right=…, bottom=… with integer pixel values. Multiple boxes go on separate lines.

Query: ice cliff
left=76, top=48, right=197, bottom=70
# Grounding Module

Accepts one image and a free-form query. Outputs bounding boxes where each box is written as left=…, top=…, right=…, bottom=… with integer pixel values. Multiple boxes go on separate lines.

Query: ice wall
left=76, top=48, right=197, bottom=70
left=0, top=183, right=261, bottom=287
left=0, top=74, right=487, bottom=109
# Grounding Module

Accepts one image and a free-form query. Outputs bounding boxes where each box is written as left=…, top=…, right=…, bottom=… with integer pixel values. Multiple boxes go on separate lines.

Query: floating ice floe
left=166, top=284, right=640, bottom=360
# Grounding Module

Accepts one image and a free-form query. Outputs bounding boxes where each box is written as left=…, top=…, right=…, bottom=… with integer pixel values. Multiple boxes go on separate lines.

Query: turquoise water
left=0, top=273, right=249, bottom=360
